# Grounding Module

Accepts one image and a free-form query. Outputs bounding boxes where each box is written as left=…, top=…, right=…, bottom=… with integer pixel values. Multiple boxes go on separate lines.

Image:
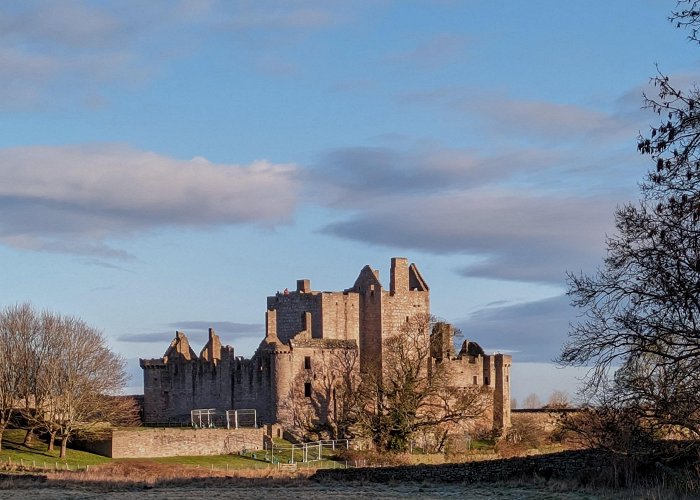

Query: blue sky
left=0, top=0, right=697, bottom=404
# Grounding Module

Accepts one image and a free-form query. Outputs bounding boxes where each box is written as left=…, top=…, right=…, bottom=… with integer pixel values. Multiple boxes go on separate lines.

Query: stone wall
left=267, top=291, right=323, bottom=343
left=320, top=292, right=360, bottom=342
left=232, top=355, right=273, bottom=422
left=511, top=409, right=580, bottom=433
left=313, top=448, right=609, bottom=484
left=142, top=352, right=236, bottom=423
left=81, top=427, right=265, bottom=458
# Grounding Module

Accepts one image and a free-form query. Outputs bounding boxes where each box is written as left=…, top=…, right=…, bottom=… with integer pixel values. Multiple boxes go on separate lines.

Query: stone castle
left=140, top=258, right=512, bottom=432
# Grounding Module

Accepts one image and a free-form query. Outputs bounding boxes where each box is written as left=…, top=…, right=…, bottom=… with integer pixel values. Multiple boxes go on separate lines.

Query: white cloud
left=0, top=144, right=299, bottom=257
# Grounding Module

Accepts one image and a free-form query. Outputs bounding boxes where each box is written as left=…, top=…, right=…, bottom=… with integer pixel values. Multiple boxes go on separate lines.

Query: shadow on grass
left=2, top=440, right=56, bottom=459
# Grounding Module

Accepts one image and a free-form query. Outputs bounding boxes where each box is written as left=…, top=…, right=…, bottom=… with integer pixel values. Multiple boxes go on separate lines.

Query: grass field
left=0, top=429, right=342, bottom=472
left=0, top=429, right=110, bottom=470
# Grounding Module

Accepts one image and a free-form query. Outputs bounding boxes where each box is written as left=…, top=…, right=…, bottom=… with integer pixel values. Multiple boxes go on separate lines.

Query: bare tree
left=0, top=304, right=134, bottom=458
left=546, top=390, right=571, bottom=409
left=522, top=393, right=542, bottom=409
left=284, top=346, right=362, bottom=441
left=561, top=2, right=700, bottom=445
left=359, top=314, right=488, bottom=452
left=42, top=315, right=132, bottom=458
left=0, top=304, right=39, bottom=451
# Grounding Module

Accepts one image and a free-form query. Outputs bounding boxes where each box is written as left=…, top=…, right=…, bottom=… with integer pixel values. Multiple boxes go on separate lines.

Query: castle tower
left=271, top=346, right=293, bottom=424
left=493, top=354, right=512, bottom=431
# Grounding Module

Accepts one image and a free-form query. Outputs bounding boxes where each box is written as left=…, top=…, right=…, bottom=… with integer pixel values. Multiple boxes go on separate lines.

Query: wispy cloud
left=0, top=144, right=299, bottom=258
left=401, top=86, right=647, bottom=145
left=0, top=0, right=353, bottom=109
left=383, top=33, right=469, bottom=71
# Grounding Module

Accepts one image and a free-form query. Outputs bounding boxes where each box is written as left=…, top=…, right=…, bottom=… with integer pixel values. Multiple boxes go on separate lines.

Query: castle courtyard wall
left=80, top=427, right=265, bottom=458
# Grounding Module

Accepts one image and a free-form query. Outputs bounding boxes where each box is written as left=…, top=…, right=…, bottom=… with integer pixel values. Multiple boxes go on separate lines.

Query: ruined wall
left=443, top=356, right=484, bottom=387
left=320, top=292, right=360, bottom=342
left=82, top=428, right=265, bottom=458
left=380, top=258, right=430, bottom=362
left=430, top=322, right=512, bottom=432
left=511, top=409, right=579, bottom=433
left=231, top=354, right=274, bottom=423
left=267, top=291, right=323, bottom=343
left=141, top=331, right=236, bottom=424
left=141, top=355, right=236, bottom=423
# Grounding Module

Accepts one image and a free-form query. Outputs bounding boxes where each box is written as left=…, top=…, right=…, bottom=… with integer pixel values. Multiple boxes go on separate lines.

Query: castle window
left=472, top=376, right=477, bottom=385
left=304, top=356, right=311, bottom=370
left=304, top=382, right=312, bottom=398
left=484, top=376, right=489, bottom=385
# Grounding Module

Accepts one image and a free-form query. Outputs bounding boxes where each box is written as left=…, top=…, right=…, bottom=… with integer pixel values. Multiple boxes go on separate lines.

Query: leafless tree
left=0, top=304, right=134, bottom=458
left=561, top=2, right=700, bottom=445
left=41, top=315, right=133, bottom=458
left=358, top=314, right=489, bottom=452
left=546, top=390, right=571, bottom=409
left=522, top=393, right=542, bottom=409
left=671, top=1, right=700, bottom=43
left=0, top=304, right=39, bottom=451
left=284, top=346, right=362, bottom=441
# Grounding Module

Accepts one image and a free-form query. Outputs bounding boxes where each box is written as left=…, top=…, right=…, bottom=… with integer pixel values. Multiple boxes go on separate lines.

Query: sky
left=1, top=0, right=698, bottom=404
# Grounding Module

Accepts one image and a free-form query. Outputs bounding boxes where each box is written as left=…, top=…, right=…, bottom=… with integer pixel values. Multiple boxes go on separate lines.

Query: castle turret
left=493, top=354, right=512, bottom=432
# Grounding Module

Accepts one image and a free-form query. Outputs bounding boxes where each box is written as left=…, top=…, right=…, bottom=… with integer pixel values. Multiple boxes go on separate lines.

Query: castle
left=140, top=258, right=512, bottom=432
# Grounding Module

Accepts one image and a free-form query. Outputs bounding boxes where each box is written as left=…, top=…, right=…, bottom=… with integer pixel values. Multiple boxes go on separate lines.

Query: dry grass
left=0, top=460, right=318, bottom=493
left=1, top=458, right=698, bottom=499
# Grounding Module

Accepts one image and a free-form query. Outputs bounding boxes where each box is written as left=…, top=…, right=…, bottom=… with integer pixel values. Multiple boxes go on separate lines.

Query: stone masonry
left=140, top=258, right=512, bottom=432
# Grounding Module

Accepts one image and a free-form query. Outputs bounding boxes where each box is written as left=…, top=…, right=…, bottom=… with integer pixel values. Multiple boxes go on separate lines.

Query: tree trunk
left=0, top=415, right=9, bottom=452
left=48, top=431, right=56, bottom=452
left=23, top=428, right=34, bottom=446
left=59, top=435, right=68, bottom=459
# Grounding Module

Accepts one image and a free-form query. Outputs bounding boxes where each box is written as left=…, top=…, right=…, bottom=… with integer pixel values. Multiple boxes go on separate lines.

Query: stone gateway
left=140, top=258, right=512, bottom=433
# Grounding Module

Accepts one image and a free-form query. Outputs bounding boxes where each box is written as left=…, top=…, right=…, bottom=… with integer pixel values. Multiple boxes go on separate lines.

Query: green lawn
left=0, top=429, right=343, bottom=471
left=138, top=453, right=271, bottom=469
left=0, top=429, right=111, bottom=469
left=0, top=429, right=272, bottom=470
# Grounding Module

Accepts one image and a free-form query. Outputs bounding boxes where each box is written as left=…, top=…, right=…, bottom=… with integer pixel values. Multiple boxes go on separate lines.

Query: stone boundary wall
left=511, top=408, right=581, bottom=433
left=80, top=427, right=265, bottom=458
left=313, top=449, right=609, bottom=484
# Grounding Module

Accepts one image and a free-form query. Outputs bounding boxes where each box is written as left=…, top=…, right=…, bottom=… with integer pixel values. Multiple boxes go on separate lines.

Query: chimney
left=265, top=309, right=278, bottom=340
left=390, top=257, right=409, bottom=294
left=297, top=279, right=311, bottom=293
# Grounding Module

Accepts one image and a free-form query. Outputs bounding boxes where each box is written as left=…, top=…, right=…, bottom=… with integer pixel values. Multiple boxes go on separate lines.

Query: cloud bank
left=0, top=144, right=299, bottom=257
